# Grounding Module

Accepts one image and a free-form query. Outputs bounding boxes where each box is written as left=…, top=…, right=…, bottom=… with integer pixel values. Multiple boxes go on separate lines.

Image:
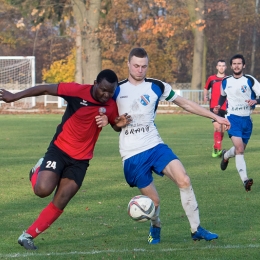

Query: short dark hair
left=128, top=47, right=148, bottom=62
left=217, top=59, right=226, bottom=64
left=230, top=54, right=245, bottom=65
left=96, top=69, right=118, bottom=84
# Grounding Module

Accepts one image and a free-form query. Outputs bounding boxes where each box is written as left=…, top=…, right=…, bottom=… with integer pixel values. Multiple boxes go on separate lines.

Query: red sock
left=26, top=202, right=63, bottom=238
left=31, top=167, right=39, bottom=191
left=214, top=132, right=222, bottom=150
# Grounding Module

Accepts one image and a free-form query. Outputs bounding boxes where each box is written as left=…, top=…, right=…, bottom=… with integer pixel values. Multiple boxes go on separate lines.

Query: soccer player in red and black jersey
left=0, top=69, right=131, bottom=250
left=204, top=60, right=227, bottom=158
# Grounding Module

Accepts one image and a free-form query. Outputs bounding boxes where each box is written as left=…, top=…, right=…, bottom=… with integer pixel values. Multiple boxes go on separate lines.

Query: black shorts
left=210, top=108, right=226, bottom=122
left=40, top=143, right=90, bottom=187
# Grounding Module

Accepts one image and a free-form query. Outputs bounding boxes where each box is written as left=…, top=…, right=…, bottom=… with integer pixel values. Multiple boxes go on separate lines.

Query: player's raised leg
left=18, top=178, right=79, bottom=250
left=29, top=158, right=44, bottom=190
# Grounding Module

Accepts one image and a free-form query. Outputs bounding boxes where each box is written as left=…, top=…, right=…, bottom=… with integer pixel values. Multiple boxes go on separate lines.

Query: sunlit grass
left=0, top=113, right=260, bottom=259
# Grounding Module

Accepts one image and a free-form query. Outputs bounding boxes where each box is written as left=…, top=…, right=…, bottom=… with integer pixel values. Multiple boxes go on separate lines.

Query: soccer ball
left=127, top=195, right=155, bottom=222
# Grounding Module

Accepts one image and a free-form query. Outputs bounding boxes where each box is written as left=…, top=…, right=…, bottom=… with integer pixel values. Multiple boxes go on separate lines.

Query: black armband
left=218, top=95, right=226, bottom=107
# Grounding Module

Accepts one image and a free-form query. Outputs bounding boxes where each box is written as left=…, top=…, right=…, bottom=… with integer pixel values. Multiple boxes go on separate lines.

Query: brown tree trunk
left=72, top=0, right=101, bottom=84
left=75, top=24, right=82, bottom=83
left=187, top=0, right=205, bottom=90
left=250, top=0, right=259, bottom=75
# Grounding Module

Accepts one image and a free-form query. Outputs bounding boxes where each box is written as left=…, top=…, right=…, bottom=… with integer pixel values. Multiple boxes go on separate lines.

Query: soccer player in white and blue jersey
left=216, top=54, right=260, bottom=192
left=113, top=48, right=230, bottom=244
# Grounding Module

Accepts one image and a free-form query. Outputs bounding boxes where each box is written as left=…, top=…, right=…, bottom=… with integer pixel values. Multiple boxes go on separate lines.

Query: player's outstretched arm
left=112, top=113, right=132, bottom=132
left=0, top=89, right=15, bottom=103
left=173, top=95, right=230, bottom=130
left=0, top=84, right=58, bottom=103
left=214, top=116, right=230, bottom=130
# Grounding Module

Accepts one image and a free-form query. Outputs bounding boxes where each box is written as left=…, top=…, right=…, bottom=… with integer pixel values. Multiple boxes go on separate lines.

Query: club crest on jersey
left=140, top=94, right=150, bottom=106
left=241, top=85, right=247, bottom=93
left=99, top=107, right=106, bottom=114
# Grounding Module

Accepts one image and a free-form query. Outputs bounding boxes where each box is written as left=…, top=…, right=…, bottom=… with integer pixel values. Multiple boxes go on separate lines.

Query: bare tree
left=250, top=0, right=259, bottom=75
left=72, top=0, right=101, bottom=83
left=187, top=0, right=205, bottom=90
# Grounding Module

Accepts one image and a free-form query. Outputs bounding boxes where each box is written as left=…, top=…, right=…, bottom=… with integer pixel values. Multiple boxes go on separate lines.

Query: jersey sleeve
left=252, top=76, right=260, bottom=97
left=159, top=82, right=177, bottom=102
left=220, top=79, right=227, bottom=96
left=57, top=82, right=80, bottom=96
left=107, top=101, right=119, bottom=126
left=204, top=77, right=211, bottom=90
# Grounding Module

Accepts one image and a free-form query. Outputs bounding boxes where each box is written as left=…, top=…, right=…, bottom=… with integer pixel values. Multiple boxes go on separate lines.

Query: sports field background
left=0, top=113, right=260, bottom=259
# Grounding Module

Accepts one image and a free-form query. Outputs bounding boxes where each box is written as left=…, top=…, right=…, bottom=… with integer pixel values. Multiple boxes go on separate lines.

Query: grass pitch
left=0, top=113, right=260, bottom=259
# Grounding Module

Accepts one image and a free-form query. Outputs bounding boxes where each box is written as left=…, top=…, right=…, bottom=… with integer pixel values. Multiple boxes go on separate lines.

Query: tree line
left=1, top=0, right=260, bottom=89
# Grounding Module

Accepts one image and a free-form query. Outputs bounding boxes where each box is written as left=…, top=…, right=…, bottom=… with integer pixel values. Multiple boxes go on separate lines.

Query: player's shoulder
left=145, top=77, right=165, bottom=85
left=243, top=74, right=260, bottom=86
left=60, top=82, right=91, bottom=87
left=58, top=82, right=91, bottom=96
left=145, top=77, right=168, bottom=91
left=145, top=78, right=172, bottom=93
left=222, top=75, right=232, bottom=82
left=118, top=78, right=128, bottom=86
left=207, top=74, right=218, bottom=80
left=59, top=82, right=77, bottom=88
left=244, top=74, right=257, bottom=81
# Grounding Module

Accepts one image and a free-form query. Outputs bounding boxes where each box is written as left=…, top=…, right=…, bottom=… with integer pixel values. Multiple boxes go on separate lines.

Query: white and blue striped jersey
left=221, top=74, right=260, bottom=116
left=113, top=78, right=177, bottom=160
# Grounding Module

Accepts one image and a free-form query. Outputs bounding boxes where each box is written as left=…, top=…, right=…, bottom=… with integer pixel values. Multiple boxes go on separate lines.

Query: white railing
left=159, top=89, right=207, bottom=107
left=59, top=89, right=206, bottom=108
left=44, top=96, right=64, bottom=108
left=0, top=89, right=206, bottom=109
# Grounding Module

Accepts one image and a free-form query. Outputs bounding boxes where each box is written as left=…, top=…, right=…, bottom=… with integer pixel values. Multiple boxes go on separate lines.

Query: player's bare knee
left=34, top=184, right=52, bottom=198
left=235, top=148, right=244, bottom=154
left=177, top=174, right=191, bottom=188
left=153, top=197, right=160, bottom=207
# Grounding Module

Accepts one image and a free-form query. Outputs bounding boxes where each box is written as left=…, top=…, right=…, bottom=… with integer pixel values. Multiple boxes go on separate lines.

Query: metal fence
left=59, top=83, right=194, bottom=108
left=171, top=83, right=191, bottom=89
left=0, top=87, right=205, bottom=109
left=59, top=89, right=205, bottom=108
left=159, top=89, right=206, bottom=107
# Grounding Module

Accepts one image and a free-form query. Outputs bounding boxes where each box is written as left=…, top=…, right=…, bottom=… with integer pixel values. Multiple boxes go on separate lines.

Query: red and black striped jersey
left=204, top=75, right=226, bottom=110
left=51, top=82, right=119, bottom=160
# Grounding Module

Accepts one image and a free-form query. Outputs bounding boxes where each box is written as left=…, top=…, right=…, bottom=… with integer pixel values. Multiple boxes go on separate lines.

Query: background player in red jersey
left=0, top=69, right=131, bottom=250
left=204, top=60, right=227, bottom=157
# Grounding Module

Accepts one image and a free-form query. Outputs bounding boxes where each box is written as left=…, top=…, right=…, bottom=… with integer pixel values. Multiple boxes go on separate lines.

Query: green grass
left=0, top=113, right=260, bottom=259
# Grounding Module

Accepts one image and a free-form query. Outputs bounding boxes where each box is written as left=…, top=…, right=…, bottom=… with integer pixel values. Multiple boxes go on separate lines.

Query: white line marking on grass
left=1, top=244, right=260, bottom=258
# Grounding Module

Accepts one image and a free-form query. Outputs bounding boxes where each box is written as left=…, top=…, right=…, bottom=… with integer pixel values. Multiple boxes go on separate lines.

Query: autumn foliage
left=42, top=49, right=75, bottom=83
left=2, top=0, right=260, bottom=84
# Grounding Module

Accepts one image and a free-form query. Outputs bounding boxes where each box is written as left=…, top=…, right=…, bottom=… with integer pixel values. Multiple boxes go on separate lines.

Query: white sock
left=150, top=206, right=161, bottom=227
left=180, top=186, right=200, bottom=233
left=224, top=146, right=235, bottom=160
left=235, top=154, right=248, bottom=182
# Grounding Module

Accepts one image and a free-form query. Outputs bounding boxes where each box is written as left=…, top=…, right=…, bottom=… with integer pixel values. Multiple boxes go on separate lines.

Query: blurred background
left=0, top=0, right=259, bottom=89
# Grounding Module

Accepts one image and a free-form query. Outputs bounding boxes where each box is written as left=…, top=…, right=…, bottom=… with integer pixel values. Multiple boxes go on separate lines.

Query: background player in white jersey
left=113, top=48, right=230, bottom=244
left=215, top=54, right=260, bottom=192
